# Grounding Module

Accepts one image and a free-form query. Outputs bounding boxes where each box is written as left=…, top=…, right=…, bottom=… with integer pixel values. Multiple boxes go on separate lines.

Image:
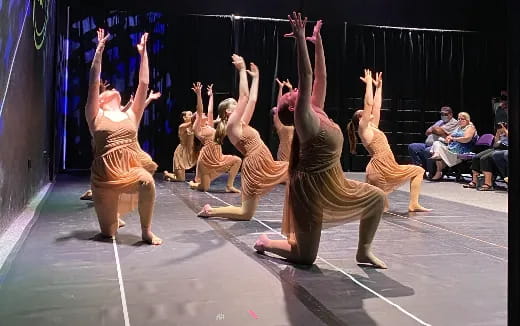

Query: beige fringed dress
left=282, top=117, right=385, bottom=245
left=91, top=112, right=158, bottom=217
left=234, top=124, right=288, bottom=199
left=195, top=126, right=241, bottom=182
left=365, top=128, right=423, bottom=193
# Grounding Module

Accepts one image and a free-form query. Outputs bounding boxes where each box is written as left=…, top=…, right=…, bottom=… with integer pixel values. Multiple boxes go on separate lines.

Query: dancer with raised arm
left=254, top=14, right=386, bottom=268
left=197, top=56, right=288, bottom=220
left=346, top=70, right=430, bottom=212
left=80, top=88, right=161, bottom=201
left=85, top=29, right=161, bottom=244
left=273, top=78, right=295, bottom=161
left=163, top=86, right=205, bottom=182
left=188, top=82, right=242, bottom=192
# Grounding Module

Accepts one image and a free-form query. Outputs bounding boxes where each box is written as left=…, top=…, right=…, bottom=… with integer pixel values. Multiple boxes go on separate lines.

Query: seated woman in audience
left=429, top=112, right=477, bottom=181
left=463, top=122, right=508, bottom=190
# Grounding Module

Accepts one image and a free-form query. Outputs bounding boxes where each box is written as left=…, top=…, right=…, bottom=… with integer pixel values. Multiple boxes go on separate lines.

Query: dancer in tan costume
left=188, top=82, right=242, bottom=192
left=163, top=86, right=204, bottom=182
left=197, top=57, right=288, bottom=220
left=85, top=29, right=161, bottom=244
left=254, top=14, right=386, bottom=268
left=346, top=70, right=430, bottom=212
left=273, top=78, right=295, bottom=161
left=80, top=89, right=161, bottom=201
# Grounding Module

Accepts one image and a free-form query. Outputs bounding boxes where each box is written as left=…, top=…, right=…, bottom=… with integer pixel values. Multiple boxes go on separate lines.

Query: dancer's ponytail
left=214, top=98, right=236, bottom=145
left=346, top=110, right=362, bottom=154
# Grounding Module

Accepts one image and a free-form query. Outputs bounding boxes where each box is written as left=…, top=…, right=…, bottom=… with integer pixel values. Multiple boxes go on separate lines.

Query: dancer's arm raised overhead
left=273, top=78, right=286, bottom=131
left=192, top=82, right=204, bottom=133
left=359, top=69, right=374, bottom=131
left=85, top=28, right=110, bottom=129
left=371, top=72, right=383, bottom=128
left=241, top=63, right=259, bottom=125
left=127, top=33, right=150, bottom=126
left=206, top=84, right=214, bottom=126
left=227, top=54, right=250, bottom=131
left=286, top=12, right=319, bottom=143
left=307, top=20, right=326, bottom=109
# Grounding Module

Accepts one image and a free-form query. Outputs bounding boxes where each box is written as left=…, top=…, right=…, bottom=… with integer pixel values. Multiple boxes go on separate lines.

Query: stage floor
left=0, top=172, right=507, bottom=326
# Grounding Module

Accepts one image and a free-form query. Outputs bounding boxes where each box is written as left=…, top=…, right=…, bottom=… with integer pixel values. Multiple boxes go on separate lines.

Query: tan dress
left=91, top=112, right=158, bottom=217
left=274, top=112, right=294, bottom=161
left=365, top=128, right=423, bottom=193
left=234, top=124, right=288, bottom=199
left=276, top=125, right=294, bottom=162
left=195, top=126, right=241, bottom=182
left=173, top=125, right=198, bottom=171
left=282, top=117, right=385, bottom=244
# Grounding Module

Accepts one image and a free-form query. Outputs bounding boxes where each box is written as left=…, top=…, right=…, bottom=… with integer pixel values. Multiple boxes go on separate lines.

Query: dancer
left=163, top=87, right=205, bottom=182
left=346, top=69, right=430, bottom=212
left=188, top=82, right=242, bottom=192
left=80, top=89, right=161, bottom=201
left=197, top=57, right=288, bottom=220
left=85, top=28, right=161, bottom=244
left=273, top=78, right=295, bottom=161
left=254, top=14, right=386, bottom=268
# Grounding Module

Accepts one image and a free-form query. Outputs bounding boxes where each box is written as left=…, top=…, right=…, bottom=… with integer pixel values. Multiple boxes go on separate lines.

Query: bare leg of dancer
left=225, top=159, right=242, bottom=193
left=408, top=173, right=432, bottom=212
left=137, top=175, right=162, bottom=245
left=254, top=228, right=322, bottom=265
left=93, top=189, right=119, bottom=239
left=198, top=196, right=259, bottom=220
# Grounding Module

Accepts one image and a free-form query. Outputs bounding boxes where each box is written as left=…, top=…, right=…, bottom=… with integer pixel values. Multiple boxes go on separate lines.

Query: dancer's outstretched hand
left=96, top=28, right=110, bottom=51
left=306, top=20, right=323, bottom=44
left=137, top=32, right=149, bottom=56
left=148, top=90, right=161, bottom=100
left=191, top=82, right=202, bottom=95
left=372, top=72, right=383, bottom=88
left=276, top=78, right=284, bottom=87
left=360, top=69, right=373, bottom=84
left=284, top=11, right=307, bottom=39
left=284, top=78, right=293, bottom=90
left=207, top=84, right=214, bottom=97
left=231, top=54, right=246, bottom=71
left=246, top=63, right=259, bottom=78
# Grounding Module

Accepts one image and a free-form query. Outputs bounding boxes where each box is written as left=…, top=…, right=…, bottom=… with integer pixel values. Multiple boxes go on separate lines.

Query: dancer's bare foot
left=118, top=218, right=126, bottom=228
left=408, top=204, right=432, bottom=212
left=188, top=181, right=199, bottom=189
left=80, top=190, right=93, bottom=201
left=142, top=229, right=163, bottom=245
left=163, top=171, right=176, bottom=181
left=225, top=186, right=241, bottom=193
left=197, top=204, right=212, bottom=217
left=356, top=251, right=387, bottom=269
left=254, top=234, right=270, bottom=252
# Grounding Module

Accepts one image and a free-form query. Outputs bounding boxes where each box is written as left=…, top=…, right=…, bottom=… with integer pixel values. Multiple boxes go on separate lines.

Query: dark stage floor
left=0, top=173, right=507, bottom=325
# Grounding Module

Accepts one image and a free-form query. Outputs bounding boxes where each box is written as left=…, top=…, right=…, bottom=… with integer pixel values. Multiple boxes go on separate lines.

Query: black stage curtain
left=59, top=13, right=506, bottom=172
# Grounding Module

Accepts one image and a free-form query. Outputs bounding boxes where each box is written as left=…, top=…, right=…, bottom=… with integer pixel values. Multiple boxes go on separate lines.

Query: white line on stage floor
left=203, top=191, right=432, bottom=326
left=113, top=239, right=131, bottom=326
left=385, top=211, right=508, bottom=250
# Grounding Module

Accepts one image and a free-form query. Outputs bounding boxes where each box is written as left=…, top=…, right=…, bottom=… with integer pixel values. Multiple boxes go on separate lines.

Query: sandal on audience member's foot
left=477, top=184, right=494, bottom=191
left=430, top=175, right=443, bottom=181
left=463, top=182, right=477, bottom=189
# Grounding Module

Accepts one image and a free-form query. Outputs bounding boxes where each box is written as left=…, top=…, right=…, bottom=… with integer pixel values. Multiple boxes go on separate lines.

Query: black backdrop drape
left=59, top=13, right=506, bottom=172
